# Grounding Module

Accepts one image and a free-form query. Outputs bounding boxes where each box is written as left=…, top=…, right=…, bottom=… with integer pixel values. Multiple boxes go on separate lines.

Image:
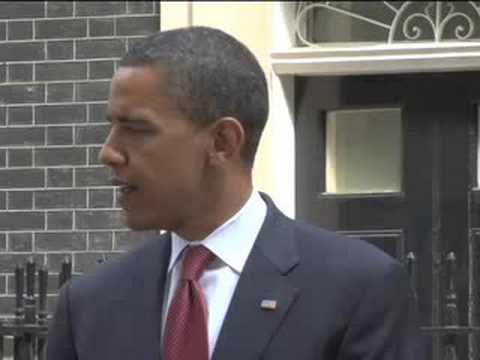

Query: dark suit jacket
left=47, top=194, right=425, bottom=360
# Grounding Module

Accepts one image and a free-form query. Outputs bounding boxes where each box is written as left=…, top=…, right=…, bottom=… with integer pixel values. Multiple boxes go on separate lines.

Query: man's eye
left=123, top=125, right=150, bottom=133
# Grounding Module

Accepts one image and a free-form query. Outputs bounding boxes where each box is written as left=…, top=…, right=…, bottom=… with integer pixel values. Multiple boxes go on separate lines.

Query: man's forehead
left=107, top=66, right=182, bottom=120
left=111, top=66, right=163, bottom=92
left=111, top=65, right=172, bottom=95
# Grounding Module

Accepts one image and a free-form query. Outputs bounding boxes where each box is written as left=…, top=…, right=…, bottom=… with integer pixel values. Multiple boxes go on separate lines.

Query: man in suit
left=47, top=26, right=425, bottom=360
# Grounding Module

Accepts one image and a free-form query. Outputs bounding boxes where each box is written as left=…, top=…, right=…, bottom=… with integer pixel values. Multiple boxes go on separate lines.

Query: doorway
left=295, top=72, right=480, bottom=359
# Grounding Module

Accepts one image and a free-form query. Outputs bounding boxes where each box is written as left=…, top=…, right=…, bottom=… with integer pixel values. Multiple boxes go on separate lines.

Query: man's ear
left=207, top=117, right=245, bottom=166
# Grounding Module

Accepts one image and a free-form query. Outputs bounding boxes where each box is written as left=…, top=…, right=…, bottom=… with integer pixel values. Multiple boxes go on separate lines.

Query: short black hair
left=120, top=26, right=269, bottom=166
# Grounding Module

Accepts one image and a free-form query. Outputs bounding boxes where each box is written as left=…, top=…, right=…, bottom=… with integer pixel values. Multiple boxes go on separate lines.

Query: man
left=47, top=26, right=425, bottom=360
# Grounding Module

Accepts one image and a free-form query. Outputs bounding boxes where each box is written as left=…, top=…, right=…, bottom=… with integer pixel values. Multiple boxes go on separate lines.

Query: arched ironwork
left=295, top=1, right=480, bottom=46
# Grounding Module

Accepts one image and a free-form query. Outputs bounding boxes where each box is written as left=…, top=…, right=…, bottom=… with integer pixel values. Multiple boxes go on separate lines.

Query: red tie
left=163, top=245, right=215, bottom=360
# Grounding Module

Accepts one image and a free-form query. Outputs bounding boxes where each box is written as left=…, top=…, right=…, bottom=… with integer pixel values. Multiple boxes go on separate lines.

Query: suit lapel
left=212, top=195, right=300, bottom=360
left=111, top=233, right=171, bottom=360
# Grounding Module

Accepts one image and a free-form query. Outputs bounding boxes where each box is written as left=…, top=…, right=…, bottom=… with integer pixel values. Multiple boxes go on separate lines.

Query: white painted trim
left=272, top=42, right=480, bottom=75
left=262, top=2, right=297, bottom=218
left=160, top=2, right=192, bottom=30
left=267, top=73, right=295, bottom=218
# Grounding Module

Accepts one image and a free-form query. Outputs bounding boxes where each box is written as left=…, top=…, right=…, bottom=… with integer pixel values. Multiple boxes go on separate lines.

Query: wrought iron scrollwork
left=295, top=1, right=480, bottom=46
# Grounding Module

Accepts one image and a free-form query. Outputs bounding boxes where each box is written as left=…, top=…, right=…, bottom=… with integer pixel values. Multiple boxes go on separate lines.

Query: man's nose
left=98, top=141, right=126, bottom=168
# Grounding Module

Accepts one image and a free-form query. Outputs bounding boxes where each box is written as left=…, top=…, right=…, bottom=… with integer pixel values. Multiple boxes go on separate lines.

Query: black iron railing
left=407, top=251, right=480, bottom=360
left=0, top=258, right=72, bottom=360
left=0, top=251, right=478, bottom=359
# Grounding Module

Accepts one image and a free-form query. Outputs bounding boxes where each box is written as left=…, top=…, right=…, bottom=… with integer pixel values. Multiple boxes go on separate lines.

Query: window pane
left=326, top=108, right=402, bottom=194
left=309, top=2, right=392, bottom=43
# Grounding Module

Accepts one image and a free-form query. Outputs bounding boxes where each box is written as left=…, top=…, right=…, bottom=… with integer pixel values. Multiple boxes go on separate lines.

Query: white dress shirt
left=161, top=190, right=267, bottom=358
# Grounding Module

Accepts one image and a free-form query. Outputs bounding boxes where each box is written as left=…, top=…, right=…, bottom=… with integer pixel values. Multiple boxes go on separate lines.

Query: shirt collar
left=169, top=190, right=266, bottom=274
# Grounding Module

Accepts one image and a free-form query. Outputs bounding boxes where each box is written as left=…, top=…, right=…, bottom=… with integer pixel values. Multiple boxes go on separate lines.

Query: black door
left=295, top=72, right=480, bottom=360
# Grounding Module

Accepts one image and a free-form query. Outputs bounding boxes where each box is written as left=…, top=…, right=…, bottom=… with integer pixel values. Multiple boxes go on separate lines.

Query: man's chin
left=122, top=212, right=153, bottom=231
left=121, top=211, right=165, bottom=231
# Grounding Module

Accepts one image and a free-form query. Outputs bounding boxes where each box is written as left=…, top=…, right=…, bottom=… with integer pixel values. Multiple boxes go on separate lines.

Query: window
left=296, top=2, right=480, bottom=46
left=325, top=108, right=402, bottom=194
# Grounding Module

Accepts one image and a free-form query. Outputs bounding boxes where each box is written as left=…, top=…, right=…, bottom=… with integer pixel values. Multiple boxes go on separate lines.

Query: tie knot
left=181, top=245, right=215, bottom=281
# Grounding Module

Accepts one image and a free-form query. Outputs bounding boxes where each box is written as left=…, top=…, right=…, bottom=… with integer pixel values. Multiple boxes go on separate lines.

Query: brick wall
left=0, top=1, right=160, bottom=316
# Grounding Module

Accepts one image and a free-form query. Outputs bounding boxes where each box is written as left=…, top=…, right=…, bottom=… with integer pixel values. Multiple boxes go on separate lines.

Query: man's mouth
left=119, top=184, right=138, bottom=194
left=111, top=177, right=139, bottom=195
